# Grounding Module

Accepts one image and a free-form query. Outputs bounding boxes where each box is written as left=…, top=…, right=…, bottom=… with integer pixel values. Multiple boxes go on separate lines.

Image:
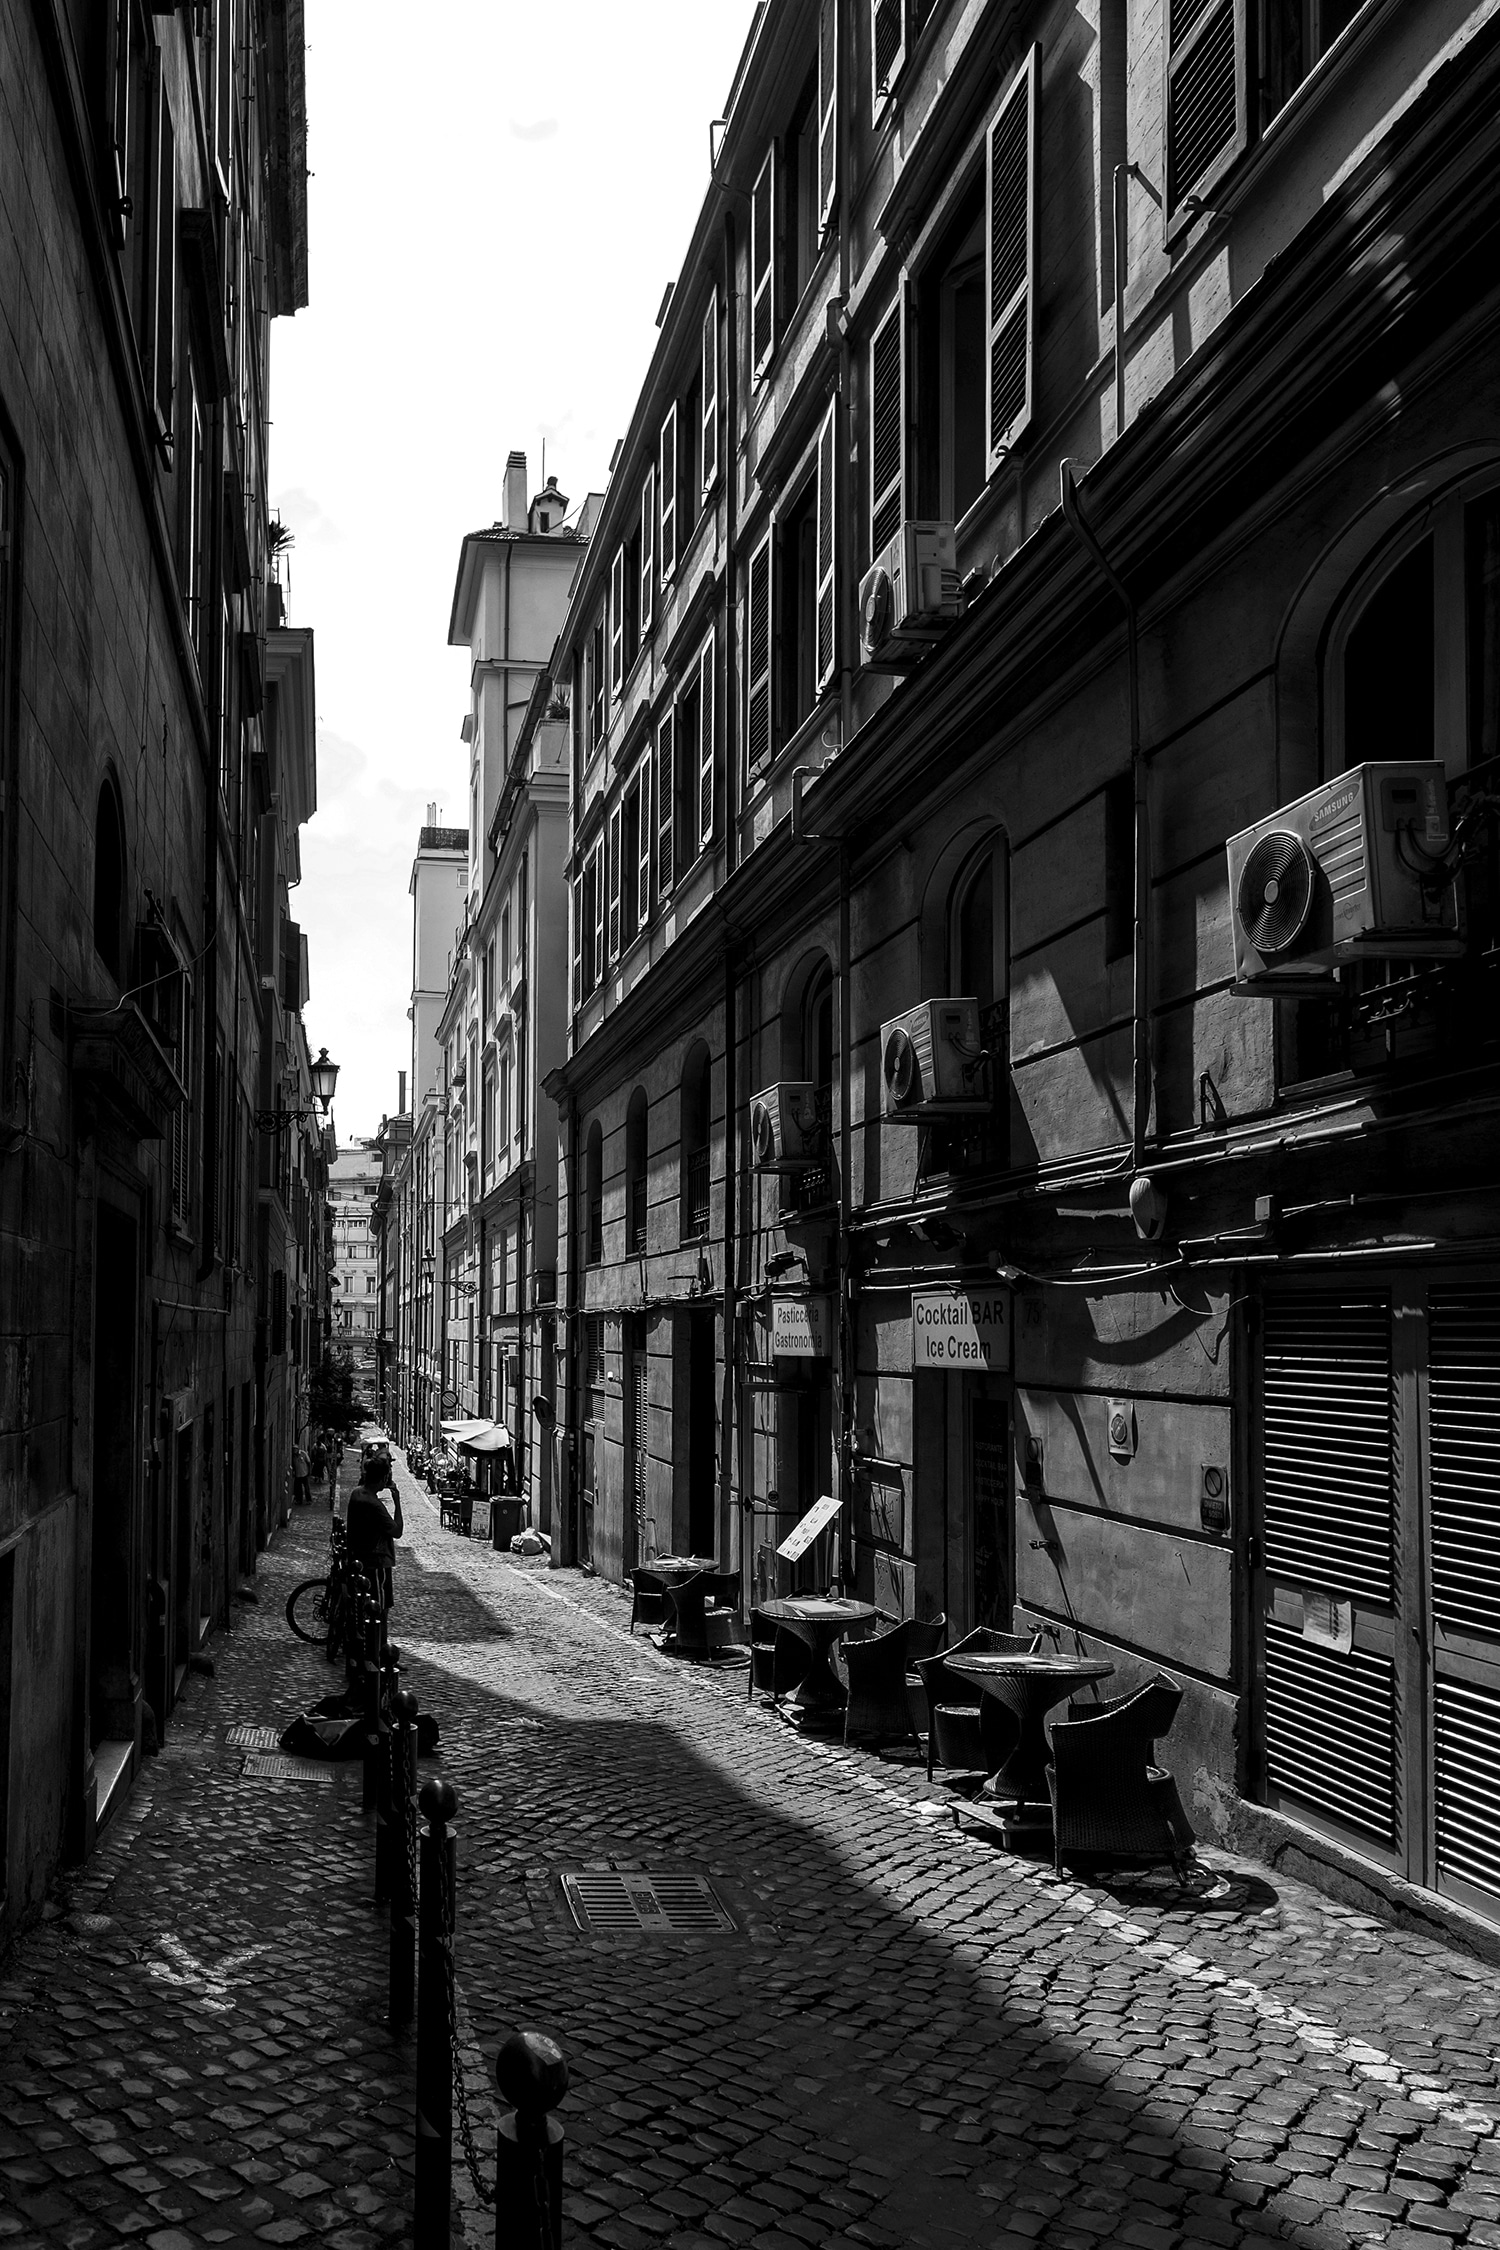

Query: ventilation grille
left=1262, top=1292, right=1393, bottom=1602
left=241, top=1753, right=334, bottom=1786
left=1263, top=1623, right=1398, bottom=1847
left=1436, top=1677, right=1500, bottom=1903
left=560, top=1870, right=734, bottom=1937
left=227, top=1725, right=282, bottom=1751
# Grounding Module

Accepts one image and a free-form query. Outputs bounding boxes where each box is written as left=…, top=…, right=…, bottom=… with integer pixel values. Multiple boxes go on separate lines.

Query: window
left=681, top=637, right=715, bottom=857
left=659, top=405, right=679, bottom=586
left=585, top=1121, right=603, bottom=1265
left=490, top=1222, right=509, bottom=1316
left=499, top=1048, right=512, bottom=1153
left=481, top=1066, right=495, bottom=1177
left=869, top=299, right=905, bottom=558
left=1259, top=0, right=1366, bottom=125
left=751, top=146, right=776, bottom=379
left=588, top=613, right=606, bottom=752
left=680, top=1045, right=712, bottom=1243
left=640, top=464, right=656, bottom=636
left=619, top=755, right=651, bottom=949
left=93, top=776, right=127, bottom=982
left=1164, top=0, right=1249, bottom=235
left=872, top=0, right=905, bottom=114
left=170, top=973, right=194, bottom=1227
left=913, top=182, right=987, bottom=526
left=366, top=1274, right=376, bottom=1295
left=817, top=0, right=838, bottom=233
left=500, top=905, right=511, bottom=986
left=149, top=65, right=176, bottom=444
left=778, top=478, right=819, bottom=743
left=182, top=363, right=205, bottom=651
left=700, top=293, right=720, bottom=501
left=986, top=56, right=1037, bottom=471
left=572, top=837, right=605, bottom=1005
left=930, top=834, right=1010, bottom=1174
left=783, top=78, right=820, bottom=311
left=482, top=942, right=493, bottom=1024
left=655, top=711, right=678, bottom=899
left=625, top=1088, right=648, bottom=1255
left=746, top=532, right=773, bottom=770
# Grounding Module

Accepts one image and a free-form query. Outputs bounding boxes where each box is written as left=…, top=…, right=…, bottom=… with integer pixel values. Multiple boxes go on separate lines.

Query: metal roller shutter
left=1428, top=1286, right=1500, bottom=1636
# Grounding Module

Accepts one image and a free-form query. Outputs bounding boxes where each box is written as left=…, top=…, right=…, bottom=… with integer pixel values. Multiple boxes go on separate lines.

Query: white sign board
left=777, top=1492, right=842, bottom=1562
left=771, top=1295, right=831, bottom=1358
left=911, top=1287, right=1012, bottom=1370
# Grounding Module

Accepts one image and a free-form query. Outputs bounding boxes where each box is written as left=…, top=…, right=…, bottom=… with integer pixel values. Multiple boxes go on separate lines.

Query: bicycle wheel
left=286, top=1577, right=332, bottom=1642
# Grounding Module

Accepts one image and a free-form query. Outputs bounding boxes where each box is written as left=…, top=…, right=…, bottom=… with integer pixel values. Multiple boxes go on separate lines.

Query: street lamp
left=255, top=1046, right=340, bottom=1134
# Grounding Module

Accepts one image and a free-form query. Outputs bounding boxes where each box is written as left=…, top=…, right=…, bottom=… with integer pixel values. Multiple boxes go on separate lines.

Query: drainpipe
left=720, top=948, right=736, bottom=1575
left=1059, top=461, right=1150, bottom=1173
left=561, top=1087, right=580, bottom=1568
left=835, top=0, right=855, bottom=1593
left=836, top=845, right=853, bottom=1594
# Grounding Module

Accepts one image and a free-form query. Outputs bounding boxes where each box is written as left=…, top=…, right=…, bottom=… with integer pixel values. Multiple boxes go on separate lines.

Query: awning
left=458, top=1426, right=515, bottom=1455
left=440, top=1418, right=492, bottom=1440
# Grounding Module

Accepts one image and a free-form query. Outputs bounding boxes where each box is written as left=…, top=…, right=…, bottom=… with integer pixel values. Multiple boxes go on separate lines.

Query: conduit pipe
left=1059, top=460, right=1151, bottom=1177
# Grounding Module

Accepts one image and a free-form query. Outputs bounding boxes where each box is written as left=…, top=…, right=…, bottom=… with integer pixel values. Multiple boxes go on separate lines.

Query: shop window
left=93, top=775, right=128, bottom=983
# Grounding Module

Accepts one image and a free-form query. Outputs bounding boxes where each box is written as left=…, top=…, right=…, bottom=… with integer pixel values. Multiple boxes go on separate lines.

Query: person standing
left=345, top=1448, right=403, bottom=1614
left=292, top=1439, right=311, bottom=1510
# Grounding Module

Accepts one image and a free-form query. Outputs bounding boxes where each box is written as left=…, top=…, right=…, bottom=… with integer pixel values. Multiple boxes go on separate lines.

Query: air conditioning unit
left=748, top=1082, right=820, bottom=1171
left=880, top=1000, right=989, bottom=1117
left=859, top=522, right=962, bottom=667
left=1226, top=761, right=1462, bottom=995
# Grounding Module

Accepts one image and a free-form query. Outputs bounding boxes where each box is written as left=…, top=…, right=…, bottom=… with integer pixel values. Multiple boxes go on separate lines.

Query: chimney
left=426, top=800, right=437, bottom=824
left=503, top=450, right=527, bottom=530
left=398, top=1070, right=407, bottom=1113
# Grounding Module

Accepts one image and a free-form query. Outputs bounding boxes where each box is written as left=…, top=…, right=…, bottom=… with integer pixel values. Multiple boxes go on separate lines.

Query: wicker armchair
left=629, top=1568, right=669, bottom=1635
left=665, top=1569, right=741, bottom=1659
left=915, top=1627, right=1041, bottom=1781
left=843, top=1616, right=947, bottom=1749
left=1046, top=1673, right=1196, bottom=1873
left=749, top=1607, right=814, bottom=1703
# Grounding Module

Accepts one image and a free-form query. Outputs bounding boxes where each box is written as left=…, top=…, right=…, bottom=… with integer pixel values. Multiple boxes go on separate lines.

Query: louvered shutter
left=634, top=756, right=653, bottom=931
left=152, top=67, right=176, bottom=437
left=639, top=467, right=655, bottom=636
left=659, top=405, right=678, bottom=585
left=1164, top=0, right=1248, bottom=236
left=106, top=0, right=130, bottom=240
left=871, top=0, right=905, bottom=112
left=1259, top=1290, right=1400, bottom=1852
left=817, top=0, right=838, bottom=231
left=281, top=918, right=302, bottom=1014
left=696, top=640, right=715, bottom=854
left=869, top=298, right=904, bottom=559
left=606, top=805, right=623, bottom=961
left=701, top=289, right=720, bottom=499
left=1428, top=1284, right=1500, bottom=1908
left=985, top=51, right=1038, bottom=473
left=655, top=713, right=676, bottom=897
left=609, top=546, right=626, bottom=696
left=745, top=533, right=773, bottom=773
left=751, top=147, right=776, bottom=379
left=571, top=873, right=584, bottom=1007
left=815, top=397, right=838, bottom=692
left=590, top=838, right=605, bottom=987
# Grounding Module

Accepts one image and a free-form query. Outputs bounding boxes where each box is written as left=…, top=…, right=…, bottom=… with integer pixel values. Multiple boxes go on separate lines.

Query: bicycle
left=286, top=1519, right=354, bottom=1659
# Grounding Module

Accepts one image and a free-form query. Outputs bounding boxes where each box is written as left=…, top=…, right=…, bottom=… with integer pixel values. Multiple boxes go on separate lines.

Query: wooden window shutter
left=745, top=531, right=773, bottom=772
left=869, top=297, right=905, bottom=559
left=590, top=838, right=605, bottom=987
left=817, top=0, right=838, bottom=232
left=751, top=146, right=776, bottom=379
left=281, top=918, right=301, bottom=1014
left=655, top=712, right=676, bottom=897
left=635, top=756, right=653, bottom=932
left=639, top=466, right=655, bottom=636
left=696, top=639, right=716, bottom=855
left=871, top=0, right=905, bottom=114
left=701, top=289, right=720, bottom=500
left=659, top=404, right=678, bottom=584
left=609, top=545, right=626, bottom=696
left=607, top=806, right=623, bottom=961
left=571, top=872, right=584, bottom=1007
left=985, top=49, right=1038, bottom=474
left=105, top=0, right=130, bottom=240
left=152, top=69, right=176, bottom=440
left=1164, top=0, right=1248, bottom=236
left=815, top=396, right=838, bottom=693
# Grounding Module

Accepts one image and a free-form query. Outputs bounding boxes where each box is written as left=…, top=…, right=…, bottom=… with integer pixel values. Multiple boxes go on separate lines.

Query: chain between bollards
left=388, top=1688, right=418, bottom=2027
left=413, top=1779, right=457, bottom=2250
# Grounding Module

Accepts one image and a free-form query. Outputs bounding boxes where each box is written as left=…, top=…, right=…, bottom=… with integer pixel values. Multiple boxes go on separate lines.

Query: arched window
left=802, top=962, right=834, bottom=1104
left=679, top=1043, right=712, bottom=1242
left=949, top=835, right=1007, bottom=1013
left=625, top=1087, right=648, bottom=1255
left=93, top=775, right=127, bottom=983
left=584, top=1120, right=603, bottom=1266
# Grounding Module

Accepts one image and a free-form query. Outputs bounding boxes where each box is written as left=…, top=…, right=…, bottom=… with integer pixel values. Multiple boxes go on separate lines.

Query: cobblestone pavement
left=3, top=1439, right=1500, bottom=2250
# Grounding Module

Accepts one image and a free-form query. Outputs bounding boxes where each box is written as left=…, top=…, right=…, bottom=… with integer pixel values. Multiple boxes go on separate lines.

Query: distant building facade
left=546, top=0, right=1500, bottom=1944
left=328, top=1142, right=380, bottom=1397
left=0, top=0, right=317, bottom=1928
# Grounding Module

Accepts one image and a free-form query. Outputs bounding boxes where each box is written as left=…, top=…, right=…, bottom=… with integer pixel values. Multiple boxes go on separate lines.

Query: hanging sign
left=771, top=1295, right=831, bottom=1358
left=911, top=1287, right=1012, bottom=1370
left=777, top=1492, right=842, bottom=1561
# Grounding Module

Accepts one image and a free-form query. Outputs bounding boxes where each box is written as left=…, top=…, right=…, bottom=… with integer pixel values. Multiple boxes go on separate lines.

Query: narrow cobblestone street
left=3, top=1444, right=1500, bottom=2250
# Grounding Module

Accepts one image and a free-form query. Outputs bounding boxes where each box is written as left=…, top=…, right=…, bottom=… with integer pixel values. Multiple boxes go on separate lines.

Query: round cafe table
left=946, top=1652, right=1114, bottom=1812
left=758, top=1596, right=879, bottom=1720
left=645, top=1557, right=719, bottom=1646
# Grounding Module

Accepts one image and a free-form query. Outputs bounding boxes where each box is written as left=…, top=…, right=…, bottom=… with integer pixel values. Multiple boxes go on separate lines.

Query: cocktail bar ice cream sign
left=910, top=1287, right=1013, bottom=1369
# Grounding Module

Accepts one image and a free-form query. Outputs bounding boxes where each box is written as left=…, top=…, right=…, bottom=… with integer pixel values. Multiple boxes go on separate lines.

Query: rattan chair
left=915, top=1627, right=1041, bottom=1781
left=628, top=1568, right=669, bottom=1635
left=1047, top=1673, right=1196, bottom=1873
left=748, top=1605, right=810, bottom=1701
left=843, top=1616, right=947, bottom=1749
left=665, top=1570, right=740, bottom=1659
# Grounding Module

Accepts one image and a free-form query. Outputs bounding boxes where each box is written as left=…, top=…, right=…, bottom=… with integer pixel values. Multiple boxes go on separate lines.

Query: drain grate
left=227, top=1725, right=282, bottom=1751
left=240, top=1753, right=333, bottom=1785
left=560, top=1870, right=735, bottom=1936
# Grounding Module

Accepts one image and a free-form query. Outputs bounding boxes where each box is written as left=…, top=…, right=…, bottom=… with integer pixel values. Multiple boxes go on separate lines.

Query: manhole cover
left=560, top=1871, right=735, bottom=1936
left=240, top=1753, right=333, bottom=1785
left=227, top=1725, right=282, bottom=1750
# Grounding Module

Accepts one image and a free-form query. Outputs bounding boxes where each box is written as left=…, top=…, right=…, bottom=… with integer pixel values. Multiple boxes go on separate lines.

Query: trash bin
left=490, top=1497, right=525, bottom=1550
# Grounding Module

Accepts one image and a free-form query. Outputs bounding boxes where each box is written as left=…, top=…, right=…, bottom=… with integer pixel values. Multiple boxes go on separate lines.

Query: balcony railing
left=683, top=1148, right=710, bottom=1241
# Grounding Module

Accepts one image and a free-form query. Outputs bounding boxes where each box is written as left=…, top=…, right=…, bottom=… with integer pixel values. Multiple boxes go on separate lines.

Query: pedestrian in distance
left=292, top=1438, right=311, bottom=1509
left=309, top=1431, right=327, bottom=1494
left=345, top=1447, right=403, bottom=1615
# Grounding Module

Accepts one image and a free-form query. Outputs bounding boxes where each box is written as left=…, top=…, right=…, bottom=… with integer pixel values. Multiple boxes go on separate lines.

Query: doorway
left=942, top=1372, right=1013, bottom=1633
left=626, top=1320, right=647, bottom=1574
left=688, top=1310, right=717, bottom=1558
left=89, top=1205, right=139, bottom=1748
left=173, top=1423, right=194, bottom=1698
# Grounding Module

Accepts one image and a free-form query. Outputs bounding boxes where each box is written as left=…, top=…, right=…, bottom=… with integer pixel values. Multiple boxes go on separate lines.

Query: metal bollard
left=414, top=1778, right=458, bottom=2248
left=373, top=1645, right=403, bottom=1908
left=362, top=1609, right=383, bottom=1815
left=389, top=1690, right=419, bottom=2027
left=494, top=2032, right=568, bottom=2250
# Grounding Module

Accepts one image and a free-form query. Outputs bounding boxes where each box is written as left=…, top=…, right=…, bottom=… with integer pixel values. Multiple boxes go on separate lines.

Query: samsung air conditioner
left=859, top=522, right=962, bottom=667
left=749, top=1082, right=820, bottom=1171
left=1226, top=760, right=1462, bottom=995
left=881, top=1000, right=989, bottom=1117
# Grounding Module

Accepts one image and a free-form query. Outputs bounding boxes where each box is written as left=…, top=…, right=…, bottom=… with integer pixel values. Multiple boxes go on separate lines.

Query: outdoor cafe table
left=758, top=1595, right=880, bottom=1720
left=946, top=1652, right=1114, bottom=1818
left=646, top=1557, right=719, bottom=1647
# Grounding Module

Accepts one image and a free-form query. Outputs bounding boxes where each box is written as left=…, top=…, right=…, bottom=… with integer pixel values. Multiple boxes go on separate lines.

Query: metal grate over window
left=560, top=1870, right=735, bottom=1937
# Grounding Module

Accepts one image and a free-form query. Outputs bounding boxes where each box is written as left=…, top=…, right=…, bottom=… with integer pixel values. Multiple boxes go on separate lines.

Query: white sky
left=273, top=0, right=759, bottom=1142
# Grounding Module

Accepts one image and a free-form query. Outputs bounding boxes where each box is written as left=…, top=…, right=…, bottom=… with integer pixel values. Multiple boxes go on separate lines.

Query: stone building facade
left=547, top=0, right=1500, bottom=1942
left=0, top=0, right=317, bottom=1929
